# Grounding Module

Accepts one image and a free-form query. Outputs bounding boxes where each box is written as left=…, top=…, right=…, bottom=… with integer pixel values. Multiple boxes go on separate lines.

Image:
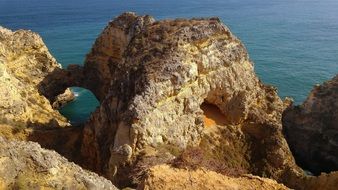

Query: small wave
left=72, top=88, right=86, bottom=98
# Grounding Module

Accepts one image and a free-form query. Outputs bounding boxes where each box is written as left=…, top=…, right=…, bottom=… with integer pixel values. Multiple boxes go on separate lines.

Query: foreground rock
left=0, top=26, right=71, bottom=129
left=283, top=74, right=338, bottom=174
left=0, top=137, right=117, bottom=190
left=301, top=172, right=338, bottom=190
left=0, top=26, right=79, bottom=160
left=138, top=165, right=289, bottom=190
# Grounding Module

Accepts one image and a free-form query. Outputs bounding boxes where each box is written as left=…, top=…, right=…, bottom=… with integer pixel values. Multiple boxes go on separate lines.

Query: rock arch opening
left=59, top=87, right=99, bottom=125
left=187, top=98, right=252, bottom=177
left=188, top=94, right=297, bottom=179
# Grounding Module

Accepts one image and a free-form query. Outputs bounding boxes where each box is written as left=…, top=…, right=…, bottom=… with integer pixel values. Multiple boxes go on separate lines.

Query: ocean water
left=1, top=0, right=337, bottom=124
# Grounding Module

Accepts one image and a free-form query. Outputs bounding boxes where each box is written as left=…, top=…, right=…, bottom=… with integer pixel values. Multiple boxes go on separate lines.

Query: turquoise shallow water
left=1, top=0, right=337, bottom=124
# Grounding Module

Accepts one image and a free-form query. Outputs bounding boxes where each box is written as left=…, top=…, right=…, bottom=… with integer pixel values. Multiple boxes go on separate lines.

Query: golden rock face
left=78, top=13, right=301, bottom=187
left=0, top=26, right=69, bottom=129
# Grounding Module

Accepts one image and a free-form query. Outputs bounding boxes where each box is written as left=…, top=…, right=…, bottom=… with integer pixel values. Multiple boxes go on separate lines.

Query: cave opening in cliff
left=59, top=87, right=99, bottom=126
left=200, top=102, right=228, bottom=127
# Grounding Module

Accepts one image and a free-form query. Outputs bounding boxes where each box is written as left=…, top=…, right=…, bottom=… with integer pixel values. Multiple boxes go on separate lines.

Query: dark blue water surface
left=1, top=0, right=337, bottom=123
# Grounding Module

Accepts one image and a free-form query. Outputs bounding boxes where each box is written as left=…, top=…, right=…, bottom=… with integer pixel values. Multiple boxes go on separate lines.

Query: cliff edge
left=0, top=26, right=71, bottom=129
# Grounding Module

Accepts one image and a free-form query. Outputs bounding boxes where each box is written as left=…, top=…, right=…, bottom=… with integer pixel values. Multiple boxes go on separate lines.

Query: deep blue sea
left=1, top=0, right=337, bottom=124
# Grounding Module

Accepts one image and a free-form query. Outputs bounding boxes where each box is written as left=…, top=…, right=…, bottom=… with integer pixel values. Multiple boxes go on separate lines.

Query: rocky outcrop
left=52, top=88, right=75, bottom=109
left=77, top=12, right=302, bottom=187
left=138, top=165, right=289, bottom=190
left=283, top=74, right=338, bottom=174
left=0, top=137, right=117, bottom=190
left=0, top=26, right=117, bottom=190
left=0, top=26, right=71, bottom=128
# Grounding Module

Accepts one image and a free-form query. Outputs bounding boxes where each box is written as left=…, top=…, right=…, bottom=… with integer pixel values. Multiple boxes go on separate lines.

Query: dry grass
left=172, top=146, right=248, bottom=177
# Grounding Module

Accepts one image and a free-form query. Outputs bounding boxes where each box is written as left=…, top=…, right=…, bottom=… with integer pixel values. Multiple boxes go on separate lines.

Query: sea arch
left=59, top=87, right=99, bottom=125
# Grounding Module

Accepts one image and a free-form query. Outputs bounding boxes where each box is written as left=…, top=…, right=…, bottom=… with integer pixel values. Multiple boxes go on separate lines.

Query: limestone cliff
left=0, top=137, right=117, bottom=190
left=0, top=26, right=71, bottom=128
left=2, top=12, right=338, bottom=190
left=283, top=74, right=338, bottom=174
left=76, top=12, right=302, bottom=187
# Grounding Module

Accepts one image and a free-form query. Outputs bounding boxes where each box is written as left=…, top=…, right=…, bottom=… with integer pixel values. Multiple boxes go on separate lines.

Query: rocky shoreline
left=0, top=12, right=337, bottom=190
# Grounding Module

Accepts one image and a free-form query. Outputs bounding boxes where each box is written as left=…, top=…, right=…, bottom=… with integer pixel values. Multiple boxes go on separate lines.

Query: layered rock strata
left=283, top=74, right=338, bottom=174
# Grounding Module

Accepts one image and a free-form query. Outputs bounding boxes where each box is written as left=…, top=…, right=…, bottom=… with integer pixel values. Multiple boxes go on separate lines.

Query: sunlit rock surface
left=0, top=137, right=117, bottom=190
left=78, top=12, right=302, bottom=187
left=138, top=164, right=290, bottom=190
left=0, top=26, right=70, bottom=128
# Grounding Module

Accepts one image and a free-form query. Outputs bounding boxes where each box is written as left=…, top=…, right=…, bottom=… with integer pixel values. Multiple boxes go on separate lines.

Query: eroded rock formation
left=0, top=137, right=117, bottom=190
left=0, top=26, right=71, bottom=128
left=283, top=74, right=338, bottom=174
left=0, top=26, right=81, bottom=161
left=76, top=12, right=302, bottom=187
left=0, top=26, right=116, bottom=190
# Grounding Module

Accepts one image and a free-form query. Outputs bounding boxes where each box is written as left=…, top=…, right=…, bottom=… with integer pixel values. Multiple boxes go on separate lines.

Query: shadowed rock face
left=77, top=12, right=302, bottom=187
left=283, top=74, right=338, bottom=174
left=0, top=137, right=117, bottom=190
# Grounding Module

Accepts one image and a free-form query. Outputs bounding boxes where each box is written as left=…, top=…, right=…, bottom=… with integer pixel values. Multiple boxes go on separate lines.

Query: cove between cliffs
left=59, top=87, right=99, bottom=125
